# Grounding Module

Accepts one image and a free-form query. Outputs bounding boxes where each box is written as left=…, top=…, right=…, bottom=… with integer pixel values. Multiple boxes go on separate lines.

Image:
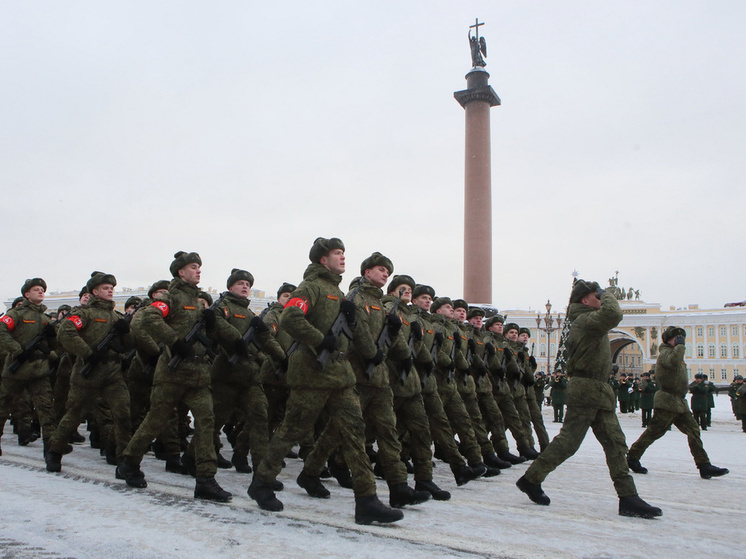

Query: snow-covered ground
left=1, top=395, right=743, bottom=559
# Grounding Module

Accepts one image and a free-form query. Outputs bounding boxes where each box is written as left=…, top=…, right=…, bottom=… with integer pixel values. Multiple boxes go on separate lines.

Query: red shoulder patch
left=66, top=315, right=83, bottom=330
left=1, top=315, right=15, bottom=331
left=285, top=297, right=310, bottom=314
left=151, top=301, right=170, bottom=318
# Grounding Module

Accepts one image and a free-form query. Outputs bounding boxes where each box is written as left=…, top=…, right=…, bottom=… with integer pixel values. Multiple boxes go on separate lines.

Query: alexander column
left=454, top=19, right=500, bottom=304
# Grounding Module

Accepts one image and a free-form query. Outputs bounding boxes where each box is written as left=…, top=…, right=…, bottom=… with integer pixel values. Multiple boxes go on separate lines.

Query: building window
left=720, top=344, right=728, bottom=358
left=697, top=344, right=704, bottom=358
left=708, top=326, right=715, bottom=337
left=733, top=326, right=739, bottom=336
left=685, top=343, right=692, bottom=358
left=720, top=326, right=727, bottom=337
left=709, top=367, right=715, bottom=379
left=697, top=367, right=703, bottom=376
left=550, top=343, right=556, bottom=355
left=685, top=327, right=692, bottom=338
left=721, top=368, right=728, bottom=381
left=708, top=344, right=716, bottom=358
left=697, top=326, right=703, bottom=337
left=733, top=345, right=740, bottom=359
left=637, top=356, right=642, bottom=366
left=540, top=343, right=546, bottom=357
left=687, top=367, right=693, bottom=380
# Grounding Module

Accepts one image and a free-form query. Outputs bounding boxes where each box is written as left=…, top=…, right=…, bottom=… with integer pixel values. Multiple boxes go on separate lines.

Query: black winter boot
left=216, top=452, right=232, bottom=469
left=627, top=457, right=648, bottom=474
left=248, top=476, right=283, bottom=511
left=231, top=453, right=253, bottom=474
left=195, top=477, right=232, bottom=502
left=415, top=480, right=451, bottom=501
left=516, top=475, right=550, bottom=505
left=116, top=461, right=148, bottom=488
left=297, top=470, right=330, bottom=498
left=483, top=453, right=512, bottom=469
left=165, top=455, right=189, bottom=475
left=454, top=463, right=485, bottom=486
left=388, top=483, right=431, bottom=508
left=476, top=462, right=501, bottom=478
left=328, top=460, right=353, bottom=489
left=355, top=495, right=404, bottom=525
left=498, top=451, right=527, bottom=465
left=45, top=451, right=62, bottom=473
left=618, top=496, right=662, bottom=518
left=699, top=463, right=729, bottom=479
left=519, top=447, right=540, bottom=460
left=180, top=453, right=197, bottom=477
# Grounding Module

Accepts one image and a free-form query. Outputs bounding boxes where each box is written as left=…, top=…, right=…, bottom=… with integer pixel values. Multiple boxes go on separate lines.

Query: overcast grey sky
left=2, top=1, right=744, bottom=312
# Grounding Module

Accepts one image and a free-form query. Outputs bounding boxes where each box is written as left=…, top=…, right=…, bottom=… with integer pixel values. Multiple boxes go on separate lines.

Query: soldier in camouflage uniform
left=46, top=272, right=134, bottom=473
left=735, top=376, right=746, bottom=432
left=638, top=371, right=657, bottom=428
left=0, top=278, right=58, bottom=459
left=300, top=253, right=430, bottom=508
left=119, top=252, right=232, bottom=502
left=248, top=238, right=402, bottom=525
left=627, top=326, right=728, bottom=479
left=410, top=286, right=486, bottom=485
left=517, top=280, right=662, bottom=519
left=505, top=323, right=540, bottom=456
left=516, top=327, right=549, bottom=451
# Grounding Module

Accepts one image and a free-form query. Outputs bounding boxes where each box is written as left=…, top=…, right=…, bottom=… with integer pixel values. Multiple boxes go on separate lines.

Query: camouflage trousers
left=494, top=391, right=532, bottom=452
left=305, top=384, right=407, bottom=486
left=123, top=382, right=216, bottom=477
left=628, top=407, right=710, bottom=467
left=513, top=394, right=537, bottom=449
left=476, top=390, right=509, bottom=454
left=527, top=394, right=550, bottom=451
left=459, top=387, right=494, bottom=457
left=524, top=405, right=637, bottom=498
left=257, top=385, right=376, bottom=498
left=50, top=376, right=131, bottom=457
left=437, top=382, right=482, bottom=466
left=421, top=389, right=471, bottom=471
left=0, top=376, right=56, bottom=447
left=393, top=393, right=434, bottom=482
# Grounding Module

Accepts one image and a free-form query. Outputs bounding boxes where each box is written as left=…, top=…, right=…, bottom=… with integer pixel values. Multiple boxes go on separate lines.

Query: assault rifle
left=447, top=329, right=458, bottom=383
left=365, top=287, right=404, bottom=380
left=7, top=310, right=70, bottom=375
left=168, top=292, right=227, bottom=371
left=316, top=278, right=363, bottom=369
left=273, top=340, right=297, bottom=378
left=228, top=303, right=272, bottom=366
left=80, top=302, right=145, bottom=379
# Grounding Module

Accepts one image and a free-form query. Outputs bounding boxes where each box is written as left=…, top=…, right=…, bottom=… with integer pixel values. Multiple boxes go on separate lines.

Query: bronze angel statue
left=469, top=34, right=487, bottom=67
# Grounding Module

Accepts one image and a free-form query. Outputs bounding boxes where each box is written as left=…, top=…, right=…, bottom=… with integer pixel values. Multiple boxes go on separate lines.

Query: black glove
left=503, top=347, right=513, bottom=360
left=529, top=356, right=537, bottom=367
left=371, top=349, right=385, bottom=365
left=202, top=308, right=217, bottom=329
left=84, top=350, right=103, bottom=368
left=250, top=316, right=269, bottom=333
left=434, top=332, right=444, bottom=345
left=674, top=334, right=686, bottom=346
left=468, top=339, right=477, bottom=353
left=318, top=334, right=337, bottom=352
left=516, top=352, right=525, bottom=364
left=485, top=342, right=496, bottom=357
left=42, top=324, right=57, bottom=339
left=422, top=361, right=435, bottom=375
left=410, top=321, right=423, bottom=341
left=113, top=318, right=130, bottom=335
left=386, top=313, right=402, bottom=337
left=595, top=288, right=606, bottom=300
left=453, top=332, right=462, bottom=350
left=173, top=338, right=193, bottom=359
left=340, top=300, right=356, bottom=326
left=400, top=356, right=413, bottom=373
left=233, top=338, right=249, bottom=356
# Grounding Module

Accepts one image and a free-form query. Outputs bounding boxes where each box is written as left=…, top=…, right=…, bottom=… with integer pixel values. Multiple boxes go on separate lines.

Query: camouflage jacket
left=0, top=300, right=57, bottom=380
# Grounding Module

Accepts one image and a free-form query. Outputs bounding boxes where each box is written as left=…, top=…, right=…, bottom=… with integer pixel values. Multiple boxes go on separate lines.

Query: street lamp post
left=535, top=300, right=563, bottom=376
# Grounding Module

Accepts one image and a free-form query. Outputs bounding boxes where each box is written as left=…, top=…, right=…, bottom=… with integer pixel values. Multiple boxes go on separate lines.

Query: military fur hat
left=694, top=372, right=705, bottom=380
left=412, top=284, right=435, bottom=299
left=519, top=327, right=531, bottom=337
left=452, top=299, right=468, bottom=311
left=387, top=274, right=415, bottom=294
left=468, top=306, right=486, bottom=319
left=198, top=291, right=213, bottom=306
left=569, top=279, right=600, bottom=304
left=641, top=371, right=651, bottom=378
left=277, top=282, right=296, bottom=299
left=86, top=271, right=117, bottom=293
left=11, top=296, right=24, bottom=309
left=485, top=314, right=505, bottom=329
left=148, top=280, right=170, bottom=299
left=78, top=286, right=89, bottom=299
left=227, top=268, right=254, bottom=289
left=170, top=251, right=202, bottom=278
left=21, top=277, right=47, bottom=295
left=504, top=322, right=520, bottom=334
left=661, top=326, right=686, bottom=343
left=735, top=375, right=744, bottom=381
left=431, top=297, right=453, bottom=313
left=125, top=296, right=142, bottom=309
left=360, top=252, right=393, bottom=276
left=309, top=237, right=345, bottom=263
left=57, top=304, right=71, bottom=314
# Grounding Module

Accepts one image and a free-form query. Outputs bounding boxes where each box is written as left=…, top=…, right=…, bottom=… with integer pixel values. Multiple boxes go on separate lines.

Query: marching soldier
left=517, top=327, right=549, bottom=451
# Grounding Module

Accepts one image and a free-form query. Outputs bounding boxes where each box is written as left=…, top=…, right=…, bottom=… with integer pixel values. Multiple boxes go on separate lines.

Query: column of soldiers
left=0, top=243, right=734, bottom=524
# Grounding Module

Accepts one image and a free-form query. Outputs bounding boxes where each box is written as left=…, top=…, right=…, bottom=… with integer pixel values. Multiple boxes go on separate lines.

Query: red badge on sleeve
left=66, top=315, right=83, bottom=330
left=285, top=297, right=310, bottom=314
left=1, top=315, right=15, bottom=331
left=151, top=301, right=170, bottom=318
